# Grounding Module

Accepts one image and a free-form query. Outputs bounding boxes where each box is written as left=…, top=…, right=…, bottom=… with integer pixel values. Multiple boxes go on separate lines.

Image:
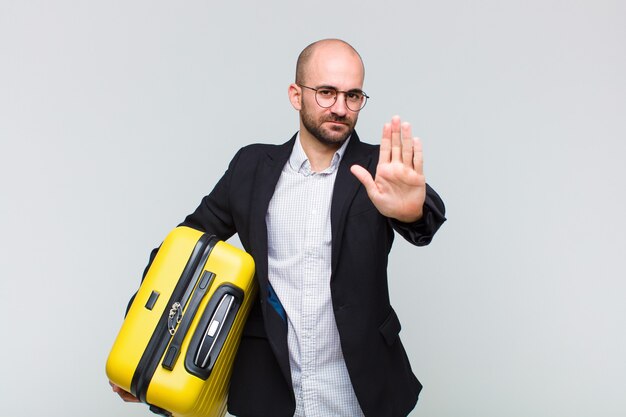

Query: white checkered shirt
left=266, top=134, right=365, bottom=417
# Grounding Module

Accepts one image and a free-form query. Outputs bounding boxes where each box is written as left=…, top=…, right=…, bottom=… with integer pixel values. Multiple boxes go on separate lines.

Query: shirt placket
left=300, top=171, right=328, bottom=415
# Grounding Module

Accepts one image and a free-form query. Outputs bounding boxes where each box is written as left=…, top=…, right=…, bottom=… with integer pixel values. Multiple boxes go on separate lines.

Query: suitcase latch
left=167, top=302, right=183, bottom=336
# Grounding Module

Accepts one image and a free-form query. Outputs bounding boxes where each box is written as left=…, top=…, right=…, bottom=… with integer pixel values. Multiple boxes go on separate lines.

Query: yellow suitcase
left=106, top=226, right=256, bottom=417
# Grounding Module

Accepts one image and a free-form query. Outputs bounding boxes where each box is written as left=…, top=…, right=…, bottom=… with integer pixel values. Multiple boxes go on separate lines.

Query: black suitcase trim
left=130, top=233, right=217, bottom=403
left=161, top=270, right=216, bottom=370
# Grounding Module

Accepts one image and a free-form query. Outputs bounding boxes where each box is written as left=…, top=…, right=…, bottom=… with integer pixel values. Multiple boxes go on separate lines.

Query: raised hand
left=350, top=115, right=426, bottom=223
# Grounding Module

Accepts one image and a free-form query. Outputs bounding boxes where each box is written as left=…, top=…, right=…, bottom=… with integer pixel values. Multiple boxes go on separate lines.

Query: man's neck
left=299, top=130, right=344, bottom=172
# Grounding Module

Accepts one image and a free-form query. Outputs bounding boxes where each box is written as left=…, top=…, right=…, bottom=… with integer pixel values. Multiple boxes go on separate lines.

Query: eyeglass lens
left=315, top=88, right=367, bottom=111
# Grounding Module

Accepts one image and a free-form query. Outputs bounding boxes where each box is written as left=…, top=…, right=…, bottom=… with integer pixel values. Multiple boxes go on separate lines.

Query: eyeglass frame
left=297, top=84, right=370, bottom=112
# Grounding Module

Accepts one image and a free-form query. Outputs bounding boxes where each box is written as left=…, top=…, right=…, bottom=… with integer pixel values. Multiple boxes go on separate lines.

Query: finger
left=390, top=115, right=401, bottom=162
left=111, top=382, right=141, bottom=403
left=413, top=137, right=424, bottom=175
left=379, top=122, right=391, bottom=164
left=119, top=391, right=141, bottom=402
left=350, top=164, right=378, bottom=197
left=401, top=122, right=414, bottom=169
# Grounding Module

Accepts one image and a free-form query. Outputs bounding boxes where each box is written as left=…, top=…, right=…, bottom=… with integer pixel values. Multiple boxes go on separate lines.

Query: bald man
left=113, top=39, right=446, bottom=417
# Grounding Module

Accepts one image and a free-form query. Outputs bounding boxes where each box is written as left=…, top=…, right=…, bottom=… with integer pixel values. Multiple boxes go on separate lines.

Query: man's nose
left=329, top=92, right=349, bottom=116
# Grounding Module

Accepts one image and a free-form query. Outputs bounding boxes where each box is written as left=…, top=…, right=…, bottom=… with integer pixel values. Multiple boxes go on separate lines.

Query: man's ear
left=288, top=83, right=302, bottom=111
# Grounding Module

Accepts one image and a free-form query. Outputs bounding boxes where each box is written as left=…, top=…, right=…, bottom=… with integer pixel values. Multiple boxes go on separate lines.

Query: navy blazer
left=171, top=132, right=446, bottom=417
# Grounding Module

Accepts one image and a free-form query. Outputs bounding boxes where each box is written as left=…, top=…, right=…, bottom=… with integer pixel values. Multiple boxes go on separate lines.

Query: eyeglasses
left=298, top=84, right=369, bottom=112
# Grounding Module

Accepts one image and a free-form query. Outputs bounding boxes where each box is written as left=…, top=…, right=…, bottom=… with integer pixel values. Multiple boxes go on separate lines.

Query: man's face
left=299, top=47, right=364, bottom=146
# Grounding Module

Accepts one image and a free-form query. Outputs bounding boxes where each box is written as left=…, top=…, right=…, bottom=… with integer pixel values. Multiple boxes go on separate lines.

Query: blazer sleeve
left=390, top=183, right=446, bottom=246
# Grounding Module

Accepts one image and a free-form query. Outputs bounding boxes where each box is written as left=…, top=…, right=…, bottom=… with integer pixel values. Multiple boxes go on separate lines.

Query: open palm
left=350, top=116, right=426, bottom=223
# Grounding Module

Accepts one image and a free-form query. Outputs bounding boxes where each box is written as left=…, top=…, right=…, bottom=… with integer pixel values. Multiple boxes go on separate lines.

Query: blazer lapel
left=248, top=133, right=296, bottom=388
left=330, top=132, right=373, bottom=275
left=248, top=136, right=295, bottom=285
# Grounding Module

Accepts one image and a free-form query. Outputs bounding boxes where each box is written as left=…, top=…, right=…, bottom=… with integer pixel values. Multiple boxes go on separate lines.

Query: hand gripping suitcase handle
left=161, top=270, right=215, bottom=370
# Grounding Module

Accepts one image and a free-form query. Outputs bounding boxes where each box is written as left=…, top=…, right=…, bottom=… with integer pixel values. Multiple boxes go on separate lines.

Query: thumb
left=350, top=165, right=377, bottom=195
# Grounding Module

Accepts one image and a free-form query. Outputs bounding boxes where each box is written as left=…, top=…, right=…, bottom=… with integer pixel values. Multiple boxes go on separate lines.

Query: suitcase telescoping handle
left=161, top=270, right=216, bottom=370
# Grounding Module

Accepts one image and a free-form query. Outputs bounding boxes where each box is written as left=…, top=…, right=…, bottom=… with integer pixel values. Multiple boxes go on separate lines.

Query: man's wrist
left=393, top=210, right=424, bottom=224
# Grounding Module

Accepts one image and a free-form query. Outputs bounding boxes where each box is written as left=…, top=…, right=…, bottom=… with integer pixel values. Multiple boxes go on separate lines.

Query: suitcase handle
left=161, top=270, right=216, bottom=370
left=194, top=293, right=236, bottom=368
left=184, top=284, right=244, bottom=380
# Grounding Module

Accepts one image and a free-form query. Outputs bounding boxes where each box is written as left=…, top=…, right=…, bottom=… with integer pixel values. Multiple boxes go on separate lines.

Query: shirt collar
left=289, top=132, right=351, bottom=175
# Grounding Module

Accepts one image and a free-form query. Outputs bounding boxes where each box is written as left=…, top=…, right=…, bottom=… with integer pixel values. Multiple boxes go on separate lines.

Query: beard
left=300, top=101, right=357, bottom=146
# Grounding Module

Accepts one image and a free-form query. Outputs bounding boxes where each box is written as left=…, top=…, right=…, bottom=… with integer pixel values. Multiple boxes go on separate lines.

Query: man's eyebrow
left=316, top=84, right=364, bottom=93
left=315, top=84, right=338, bottom=90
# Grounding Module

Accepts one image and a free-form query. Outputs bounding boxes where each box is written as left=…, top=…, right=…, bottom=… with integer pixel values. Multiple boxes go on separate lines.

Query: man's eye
left=347, top=92, right=362, bottom=101
left=317, top=89, right=335, bottom=97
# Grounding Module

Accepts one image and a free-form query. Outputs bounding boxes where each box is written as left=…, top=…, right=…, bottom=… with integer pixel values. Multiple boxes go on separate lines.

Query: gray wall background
left=1, top=1, right=625, bottom=416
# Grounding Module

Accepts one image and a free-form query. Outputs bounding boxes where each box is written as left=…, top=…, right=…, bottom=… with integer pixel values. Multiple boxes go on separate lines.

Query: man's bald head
left=295, top=39, right=364, bottom=85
